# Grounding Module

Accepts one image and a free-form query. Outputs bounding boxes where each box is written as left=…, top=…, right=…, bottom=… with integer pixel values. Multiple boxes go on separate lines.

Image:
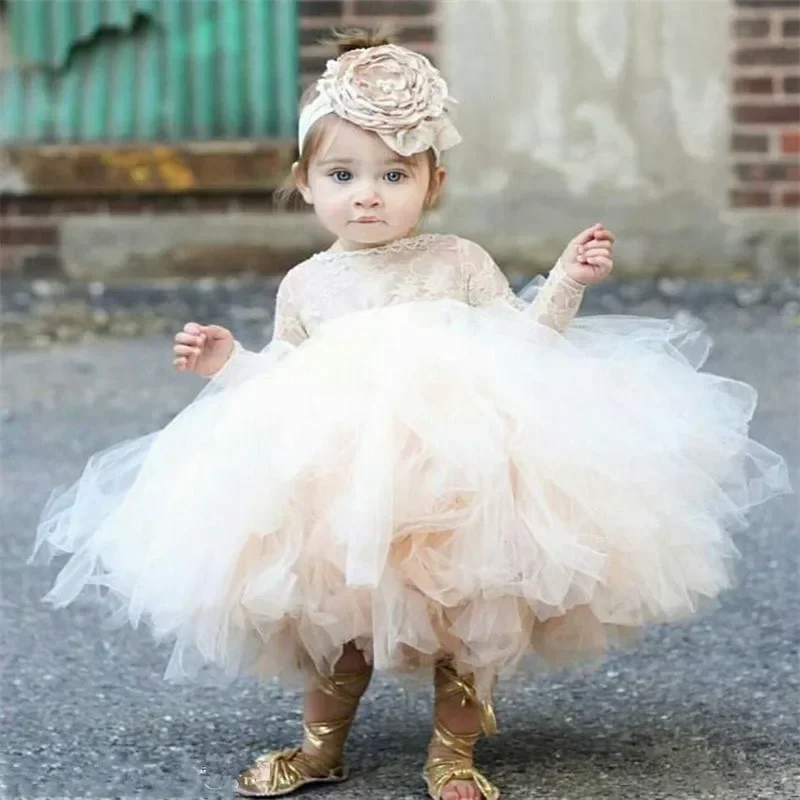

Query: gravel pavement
left=2, top=280, right=799, bottom=800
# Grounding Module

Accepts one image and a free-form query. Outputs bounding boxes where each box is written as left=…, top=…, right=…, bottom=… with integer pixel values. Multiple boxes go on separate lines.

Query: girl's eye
left=330, top=170, right=352, bottom=182
left=385, top=171, right=407, bottom=183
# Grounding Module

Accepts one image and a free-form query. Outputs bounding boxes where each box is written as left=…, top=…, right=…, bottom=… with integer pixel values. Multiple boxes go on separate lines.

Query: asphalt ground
left=3, top=280, right=799, bottom=799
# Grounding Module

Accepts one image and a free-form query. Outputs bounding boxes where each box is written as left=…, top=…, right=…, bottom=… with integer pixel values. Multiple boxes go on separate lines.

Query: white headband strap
left=298, top=93, right=335, bottom=155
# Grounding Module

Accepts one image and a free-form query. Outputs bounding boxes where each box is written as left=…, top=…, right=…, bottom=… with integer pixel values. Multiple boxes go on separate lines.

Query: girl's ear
left=426, top=166, right=447, bottom=208
left=292, top=162, right=313, bottom=205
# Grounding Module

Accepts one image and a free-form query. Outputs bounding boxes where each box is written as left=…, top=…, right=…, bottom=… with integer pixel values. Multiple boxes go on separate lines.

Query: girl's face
left=294, top=118, right=445, bottom=251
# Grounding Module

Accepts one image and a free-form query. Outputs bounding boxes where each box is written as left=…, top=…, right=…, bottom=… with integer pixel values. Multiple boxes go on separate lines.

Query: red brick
left=735, top=162, right=800, bottom=181
left=732, top=133, right=771, bottom=152
left=733, top=18, right=771, bottom=37
left=782, top=190, right=800, bottom=205
left=0, top=196, right=59, bottom=216
left=735, top=0, right=799, bottom=7
left=734, top=46, right=800, bottom=65
left=781, top=130, right=800, bottom=152
left=300, top=27, right=334, bottom=47
left=730, top=189, right=773, bottom=207
left=105, top=197, right=149, bottom=214
left=785, top=75, right=800, bottom=92
left=144, top=195, right=190, bottom=213
left=300, top=0, right=343, bottom=16
left=56, top=197, right=109, bottom=214
left=397, top=25, right=437, bottom=44
left=354, top=0, right=434, bottom=15
left=0, top=225, right=59, bottom=247
left=734, top=104, right=800, bottom=123
left=734, top=76, right=774, bottom=93
left=784, top=19, right=800, bottom=36
left=192, top=195, right=241, bottom=213
left=301, top=54, right=330, bottom=78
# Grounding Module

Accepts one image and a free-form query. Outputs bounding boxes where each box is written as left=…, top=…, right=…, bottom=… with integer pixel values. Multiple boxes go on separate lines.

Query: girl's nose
left=355, top=189, right=382, bottom=209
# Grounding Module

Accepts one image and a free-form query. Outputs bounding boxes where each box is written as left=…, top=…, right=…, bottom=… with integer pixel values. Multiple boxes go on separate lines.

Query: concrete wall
left=437, top=0, right=798, bottom=278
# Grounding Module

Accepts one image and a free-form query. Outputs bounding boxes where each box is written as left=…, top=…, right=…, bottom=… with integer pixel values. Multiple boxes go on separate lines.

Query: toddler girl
left=31, top=31, right=792, bottom=800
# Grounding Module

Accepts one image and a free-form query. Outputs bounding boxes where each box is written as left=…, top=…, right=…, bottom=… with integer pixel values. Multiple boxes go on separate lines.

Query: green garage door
left=1, top=0, right=299, bottom=142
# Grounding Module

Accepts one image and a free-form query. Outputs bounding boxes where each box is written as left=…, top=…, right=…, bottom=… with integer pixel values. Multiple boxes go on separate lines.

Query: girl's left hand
left=560, top=223, right=616, bottom=286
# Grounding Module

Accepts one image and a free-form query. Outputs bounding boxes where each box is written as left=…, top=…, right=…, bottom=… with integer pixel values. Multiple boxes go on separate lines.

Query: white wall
left=438, top=0, right=797, bottom=277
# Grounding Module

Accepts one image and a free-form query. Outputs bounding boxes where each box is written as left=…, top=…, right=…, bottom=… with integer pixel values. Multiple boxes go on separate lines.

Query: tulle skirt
left=29, top=299, right=792, bottom=694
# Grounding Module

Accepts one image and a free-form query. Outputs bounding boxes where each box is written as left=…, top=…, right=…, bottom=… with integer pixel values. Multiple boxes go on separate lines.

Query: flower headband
left=298, top=43, right=462, bottom=163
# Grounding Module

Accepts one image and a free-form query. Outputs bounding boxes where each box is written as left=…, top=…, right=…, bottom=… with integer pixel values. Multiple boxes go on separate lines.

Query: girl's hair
left=274, top=27, right=440, bottom=210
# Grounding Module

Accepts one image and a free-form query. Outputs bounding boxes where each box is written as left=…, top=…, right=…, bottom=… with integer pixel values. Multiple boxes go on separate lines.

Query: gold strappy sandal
left=423, top=660, right=500, bottom=800
left=235, top=665, right=372, bottom=797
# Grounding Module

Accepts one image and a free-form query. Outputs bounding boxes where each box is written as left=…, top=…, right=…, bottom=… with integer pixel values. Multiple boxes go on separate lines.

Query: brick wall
left=299, top=0, right=438, bottom=86
left=0, top=194, right=281, bottom=275
left=730, top=0, right=800, bottom=208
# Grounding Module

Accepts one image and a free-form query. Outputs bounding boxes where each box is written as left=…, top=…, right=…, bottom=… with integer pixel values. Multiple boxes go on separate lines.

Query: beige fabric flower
left=305, top=44, right=461, bottom=158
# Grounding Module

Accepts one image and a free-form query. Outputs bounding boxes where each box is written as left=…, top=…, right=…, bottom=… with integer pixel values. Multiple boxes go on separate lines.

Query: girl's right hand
left=173, top=322, right=235, bottom=377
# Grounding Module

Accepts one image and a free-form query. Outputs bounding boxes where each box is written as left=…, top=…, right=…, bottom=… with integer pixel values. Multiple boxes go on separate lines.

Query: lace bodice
left=214, top=233, right=587, bottom=383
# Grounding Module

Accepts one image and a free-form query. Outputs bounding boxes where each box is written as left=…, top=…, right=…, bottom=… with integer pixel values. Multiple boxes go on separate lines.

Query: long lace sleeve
left=521, top=260, right=587, bottom=333
left=271, top=274, right=311, bottom=347
left=208, top=272, right=308, bottom=388
left=465, top=241, right=586, bottom=333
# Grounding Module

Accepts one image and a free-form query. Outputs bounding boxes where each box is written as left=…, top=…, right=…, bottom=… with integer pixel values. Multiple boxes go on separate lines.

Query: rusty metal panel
left=1, top=0, right=299, bottom=143
left=4, top=141, right=297, bottom=193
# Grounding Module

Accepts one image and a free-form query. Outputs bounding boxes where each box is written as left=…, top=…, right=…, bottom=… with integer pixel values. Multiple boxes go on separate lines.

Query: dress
left=30, top=233, right=792, bottom=696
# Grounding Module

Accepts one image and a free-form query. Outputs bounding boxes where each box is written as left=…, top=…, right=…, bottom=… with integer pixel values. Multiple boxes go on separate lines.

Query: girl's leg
left=236, top=642, right=373, bottom=797
left=300, top=643, right=372, bottom=768
left=423, top=660, right=499, bottom=800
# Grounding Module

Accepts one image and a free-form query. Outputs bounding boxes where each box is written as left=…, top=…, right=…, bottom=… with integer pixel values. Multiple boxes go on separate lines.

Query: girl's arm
left=465, top=241, right=587, bottom=333
left=209, top=273, right=309, bottom=387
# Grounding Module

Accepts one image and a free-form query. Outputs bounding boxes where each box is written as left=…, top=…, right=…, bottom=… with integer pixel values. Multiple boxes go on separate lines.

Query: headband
left=298, top=44, right=461, bottom=163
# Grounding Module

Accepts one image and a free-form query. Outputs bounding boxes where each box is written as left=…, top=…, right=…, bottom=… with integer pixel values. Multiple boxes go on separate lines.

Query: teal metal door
left=1, top=0, right=299, bottom=142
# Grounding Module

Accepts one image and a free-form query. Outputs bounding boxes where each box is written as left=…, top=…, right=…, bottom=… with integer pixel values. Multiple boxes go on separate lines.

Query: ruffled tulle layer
left=30, top=300, right=791, bottom=692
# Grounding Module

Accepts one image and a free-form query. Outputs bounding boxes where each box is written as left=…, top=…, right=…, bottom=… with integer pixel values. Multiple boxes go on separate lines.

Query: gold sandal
left=235, top=665, right=372, bottom=797
left=422, top=660, right=500, bottom=800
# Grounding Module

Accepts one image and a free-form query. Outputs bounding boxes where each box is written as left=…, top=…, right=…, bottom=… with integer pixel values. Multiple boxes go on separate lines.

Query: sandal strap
left=238, top=746, right=347, bottom=796
left=287, top=746, right=340, bottom=779
left=424, top=661, right=501, bottom=799
left=295, top=665, right=372, bottom=773
left=313, top=665, right=373, bottom=707
left=423, top=753, right=500, bottom=800
left=236, top=665, right=372, bottom=796
left=435, top=660, right=498, bottom=736
left=430, top=716, right=479, bottom=760
left=302, top=718, right=351, bottom=758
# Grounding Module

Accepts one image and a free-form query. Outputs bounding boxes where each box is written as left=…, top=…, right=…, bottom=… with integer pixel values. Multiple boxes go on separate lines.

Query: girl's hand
left=173, top=322, right=235, bottom=377
left=559, top=223, right=616, bottom=286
